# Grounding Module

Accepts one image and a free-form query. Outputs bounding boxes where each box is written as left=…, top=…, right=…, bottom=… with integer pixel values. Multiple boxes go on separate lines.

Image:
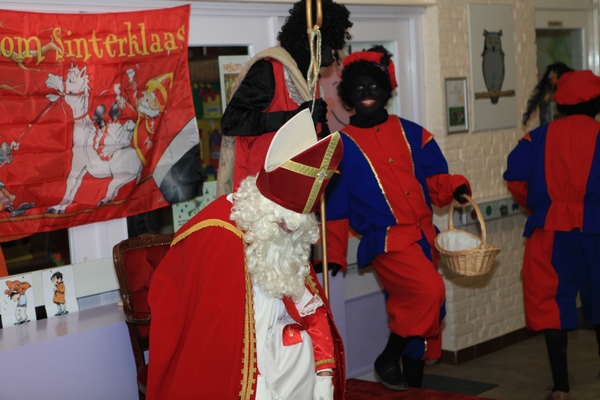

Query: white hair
left=230, top=176, right=319, bottom=302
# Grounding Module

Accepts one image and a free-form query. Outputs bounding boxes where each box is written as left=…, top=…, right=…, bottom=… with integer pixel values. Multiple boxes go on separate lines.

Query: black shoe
left=374, top=354, right=408, bottom=391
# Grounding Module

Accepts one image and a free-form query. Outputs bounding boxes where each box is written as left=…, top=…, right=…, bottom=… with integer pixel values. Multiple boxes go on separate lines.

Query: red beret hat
left=342, top=51, right=398, bottom=90
left=256, top=109, right=343, bottom=214
left=553, top=70, right=600, bottom=105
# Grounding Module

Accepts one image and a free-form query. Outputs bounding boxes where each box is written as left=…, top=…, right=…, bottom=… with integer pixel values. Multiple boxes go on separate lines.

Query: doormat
left=346, top=378, right=497, bottom=400
left=423, top=374, right=498, bottom=396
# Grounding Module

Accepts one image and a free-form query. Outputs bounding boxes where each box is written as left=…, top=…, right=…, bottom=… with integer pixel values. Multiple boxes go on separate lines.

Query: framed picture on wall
left=468, top=4, right=517, bottom=131
left=445, top=77, right=469, bottom=134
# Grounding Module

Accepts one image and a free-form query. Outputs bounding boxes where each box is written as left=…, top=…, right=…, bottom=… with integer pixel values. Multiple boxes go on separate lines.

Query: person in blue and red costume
left=147, top=109, right=345, bottom=400
left=218, top=0, right=352, bottom=195
left=321, top=46, right=472, bottom=391
left=504, top=69, right=600, bottom=400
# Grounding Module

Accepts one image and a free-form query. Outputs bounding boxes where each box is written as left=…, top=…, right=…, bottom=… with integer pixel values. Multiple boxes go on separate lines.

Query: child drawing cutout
left=9, top=291, right=29, bottom=324
left=1, top=277, right=35, bottom=326
left=42, top=266, right=78, bottom=318
left=51, top=271, right=68, bottom=316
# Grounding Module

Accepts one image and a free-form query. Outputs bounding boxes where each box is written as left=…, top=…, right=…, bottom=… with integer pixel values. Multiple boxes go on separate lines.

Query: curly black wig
left=522, top=62, right=574, bottom=126
left=278, top=0, right=352, bottom=65
left=556, top=95, right=600, bottom=118
left=338, top=45, right=394, bottom=110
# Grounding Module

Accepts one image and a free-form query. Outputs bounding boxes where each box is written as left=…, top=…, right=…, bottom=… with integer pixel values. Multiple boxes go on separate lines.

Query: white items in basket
left=434, top=195, right=500, bottom=276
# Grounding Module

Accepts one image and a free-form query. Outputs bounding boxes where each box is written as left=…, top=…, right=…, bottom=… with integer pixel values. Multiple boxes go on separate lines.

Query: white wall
left=423, top=0, right=535, bottom=352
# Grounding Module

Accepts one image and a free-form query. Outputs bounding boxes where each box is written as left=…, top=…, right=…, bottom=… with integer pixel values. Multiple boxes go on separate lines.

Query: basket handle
left=448, top=194, right=487, bottom=245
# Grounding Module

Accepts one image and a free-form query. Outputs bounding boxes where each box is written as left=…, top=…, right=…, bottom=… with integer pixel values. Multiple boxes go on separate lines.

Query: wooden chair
left=113, top=233, right=174, bottom=400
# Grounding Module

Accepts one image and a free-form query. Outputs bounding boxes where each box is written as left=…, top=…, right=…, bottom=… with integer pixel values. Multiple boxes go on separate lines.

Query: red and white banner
left=0, top=5, right=202, bottom=237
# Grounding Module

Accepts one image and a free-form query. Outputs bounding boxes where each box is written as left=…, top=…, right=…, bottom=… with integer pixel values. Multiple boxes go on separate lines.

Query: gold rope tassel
left=306, top=27, right=322, bottom=112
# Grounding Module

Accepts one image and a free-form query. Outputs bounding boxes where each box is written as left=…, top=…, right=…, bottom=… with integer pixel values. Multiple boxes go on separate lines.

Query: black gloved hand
left=297, top=99, right=328, bottom=124
left=317, top=122, right=331, bottom=138
left=312, top=262, right=343, bottom=277
left=452, top=184, right=470, bottom=204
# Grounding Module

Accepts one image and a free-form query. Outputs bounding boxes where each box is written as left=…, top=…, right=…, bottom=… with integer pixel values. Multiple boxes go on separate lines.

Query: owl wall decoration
left=481, top=30, right=505, bottom=104
left=468, top=4, right=516, bottom=131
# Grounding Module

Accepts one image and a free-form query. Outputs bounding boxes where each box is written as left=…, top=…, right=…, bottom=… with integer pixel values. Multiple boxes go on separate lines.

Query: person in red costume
left=147, top=110, right=345, bottom=400
left=504, top=69, right=600, bottom=400
left=218, top=0, right=352, bottom=195
left=322, top=46, right=471, bottom=391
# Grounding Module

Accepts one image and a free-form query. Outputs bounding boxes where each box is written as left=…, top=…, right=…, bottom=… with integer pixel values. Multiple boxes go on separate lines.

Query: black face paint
left=350, top=74, right=387, bottom=118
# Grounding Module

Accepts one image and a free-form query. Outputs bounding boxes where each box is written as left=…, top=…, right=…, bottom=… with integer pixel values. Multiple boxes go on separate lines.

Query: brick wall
left=422, top=0, right=537, bottom=352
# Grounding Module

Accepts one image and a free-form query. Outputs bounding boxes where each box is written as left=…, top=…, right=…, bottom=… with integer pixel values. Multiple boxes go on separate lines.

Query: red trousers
left=523, top=228, right=600, bottom=331
left=371, top=242, right=446, bottom=340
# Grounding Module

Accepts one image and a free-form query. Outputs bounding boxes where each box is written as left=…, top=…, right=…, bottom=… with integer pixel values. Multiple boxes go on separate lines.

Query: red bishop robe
left=147, top=196, right=345, bottom=400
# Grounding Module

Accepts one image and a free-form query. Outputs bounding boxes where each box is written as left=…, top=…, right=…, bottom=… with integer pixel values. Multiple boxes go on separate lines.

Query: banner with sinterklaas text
left=0, top=5, right=203, bottom=238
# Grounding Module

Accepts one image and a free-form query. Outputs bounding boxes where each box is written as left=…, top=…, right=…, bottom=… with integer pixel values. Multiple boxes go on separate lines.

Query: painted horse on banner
left=45, top=64, right=142, bottom=213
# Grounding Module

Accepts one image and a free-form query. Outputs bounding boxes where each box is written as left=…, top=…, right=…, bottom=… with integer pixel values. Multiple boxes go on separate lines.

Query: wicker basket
left=434, top=195, right=500, bottom=276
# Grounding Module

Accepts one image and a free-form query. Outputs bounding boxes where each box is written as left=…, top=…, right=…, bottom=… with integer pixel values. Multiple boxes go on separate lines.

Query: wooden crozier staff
left=306, top=0, right=331, bottom=301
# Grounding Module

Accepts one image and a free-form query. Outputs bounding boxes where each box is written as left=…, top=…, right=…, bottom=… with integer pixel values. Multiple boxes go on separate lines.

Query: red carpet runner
left=346, top=378, right=496, bottom=400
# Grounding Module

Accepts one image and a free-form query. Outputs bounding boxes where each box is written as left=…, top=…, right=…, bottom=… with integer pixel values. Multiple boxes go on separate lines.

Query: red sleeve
left=283, top=275, right=336, bottom=372
left=323, top=219, right=349, bottom=272
left=303, top=271, right=346, bottom=400
left=426, top=174, right=471, bottom=207
left=303, top=304, right=336, bottom=371
left=282, top=270, right=345, bottom=397
left=507, top=180, right=531, bottom=214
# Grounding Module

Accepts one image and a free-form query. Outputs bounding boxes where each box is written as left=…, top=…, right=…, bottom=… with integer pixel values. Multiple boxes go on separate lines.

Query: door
left=535, top=8, right=596, bottom=71
left=534, top=5, right=598, bottom=124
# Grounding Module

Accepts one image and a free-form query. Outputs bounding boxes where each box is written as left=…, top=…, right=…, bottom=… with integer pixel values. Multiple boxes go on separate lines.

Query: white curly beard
left=230, top=176, right=320, bottom=302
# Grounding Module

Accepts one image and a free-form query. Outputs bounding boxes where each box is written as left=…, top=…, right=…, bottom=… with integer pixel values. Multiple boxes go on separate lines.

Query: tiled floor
left=359, top=329, right=600, bottom=400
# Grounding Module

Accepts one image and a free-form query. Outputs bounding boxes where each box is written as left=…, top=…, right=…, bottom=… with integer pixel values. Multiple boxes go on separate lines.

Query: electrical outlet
left=454, top=197, right=524, bottom=226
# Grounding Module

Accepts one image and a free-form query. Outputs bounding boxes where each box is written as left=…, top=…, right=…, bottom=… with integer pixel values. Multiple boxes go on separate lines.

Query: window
left=1, top=230, right=70, bottom=276
left=126, top=45, right=249, bottom=237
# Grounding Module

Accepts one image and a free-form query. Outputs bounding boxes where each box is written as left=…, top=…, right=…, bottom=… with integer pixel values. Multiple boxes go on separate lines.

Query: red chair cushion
left=122, top=245, right=170, bottom=339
